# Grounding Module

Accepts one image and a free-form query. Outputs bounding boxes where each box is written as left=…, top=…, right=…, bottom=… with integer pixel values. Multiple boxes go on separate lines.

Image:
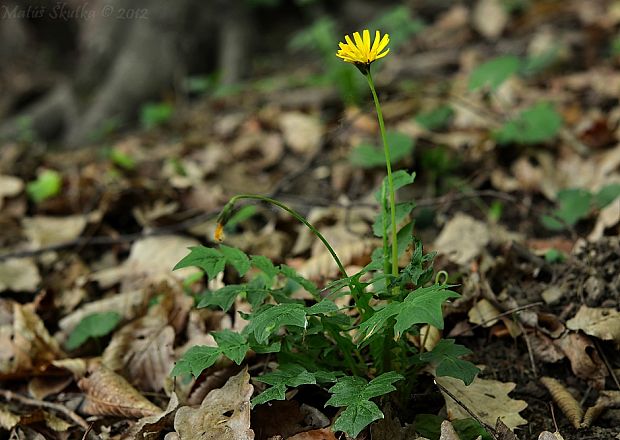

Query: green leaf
left=251, top=383, right=287, bottom=406
left=255, top=364, right=317, bottom=387
left=65, top=312, right=121, bottom=350
left=350, top=131, right=414, bottom=168
left=375, top=170, right=416, bottom=202
left=306, top=299, right=339, bottom=315
left=419, top=339, right=480, bottom=385
left=213, top=330, right=249, bottom=364
left=251, top=255, right=278, bottom=280
left=246, top=303, right=307, bottom=344
left=358, top=285, right=458, bottom=341
left=219, top=244, right=250, bottom=276
left=197, top=285, right=244, bottom=311
left=544, top=248, right=566, bottom=263
left=453, top=418, right=494, bottom=440
left=595, top=183, right=620, bottom=208
left=109, top=148, right=136, bottom=170
left=171, top=345, right=220, bottom=377
left=469, top=55, right=521, bottom=91
left=414, top=414, right=444, bottom=440
left=279, top=264, right=318, bottom=296
left=372, top=202, right=415, bottom=237
left=542, top=188, right=592, bottom=230
left=174, top=246, right=225, bottom=280
left=495, top=102, right=562, bottom=145
left=326, top=372, right=404, bottom=437
left=141, top=102, right=173, bottom=129
left=26, top=170, right=62, bottom=203
left=415, top=105, right=454, bottom=131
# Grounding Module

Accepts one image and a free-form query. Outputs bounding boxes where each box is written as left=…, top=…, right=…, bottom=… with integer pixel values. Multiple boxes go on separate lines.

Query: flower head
left=214, top=222, right=225, bottom=242
left=336, top=30, right=390, bottom=70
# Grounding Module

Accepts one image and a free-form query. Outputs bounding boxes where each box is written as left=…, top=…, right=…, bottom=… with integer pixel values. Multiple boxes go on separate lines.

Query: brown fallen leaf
left=102, top=300, right=177, bottom=392
left=78, top=364, right=162, bottom=418
left=566, top=305, right=620, bottom=343
left=22, top=215, right=87, bottom=249
left=0, top=175, right=23, bottom=209
left=0, top=258, right=41, bottom=293
left=0, top=299, right=63, bottom=378
left=286, top=428, right=337, bottom=440
left=125, top=392, right=179, bottom=439
left=436, top=376, right=528, bottom=431
left=279, top=112, right=323, bottom=155
left=434, top=214, right=490, bottom=266
left=554, top=332, right=607, bottom=389
left=439, top=420, right=462, bottom=440
left=173, top=368, right=254, bottom=440
left=538, top=431, right=565, bottom=440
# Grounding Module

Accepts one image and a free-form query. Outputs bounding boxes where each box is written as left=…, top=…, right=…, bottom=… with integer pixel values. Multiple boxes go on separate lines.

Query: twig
left=0, top=389, right=89, bottom=431
left=518, top=322, right=538, bottom=378
left=593, top=338, right=620, bottom=391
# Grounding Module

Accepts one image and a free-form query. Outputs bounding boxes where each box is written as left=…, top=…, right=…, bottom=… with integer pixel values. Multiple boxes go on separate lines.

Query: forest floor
left=1, top=1, right=620, bottom=439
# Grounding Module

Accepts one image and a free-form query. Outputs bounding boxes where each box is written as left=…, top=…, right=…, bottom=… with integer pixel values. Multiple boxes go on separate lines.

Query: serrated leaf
left=358, top=285, right=458, bottom=341
left=251, top=383, right=286, bottom=406
left=171, top=345, right=220, bottom=377
left=469, top=55, right=521, bottom=91
left=372, top=202, right=415, bottom=237
left=246, top=303, right=307, bottom=344
left=174, top=246, right=225, bottom=280
left=327, top=372, right=403, bottom=437
left=255, top=364, right=317, bottom=387
left=280, top=264, right=318, bottom=295
left=251, top=255, right=278, bottom=280
left=419, top=339, right=480, bottom=385
left=219, top=244, right=250, bottom=276
left=66, top=312, right=121, bottom=350
left=213, top=330, right=248, bottom=364
left=393, top=285, right=460, bottom=335
left=333, top=400, right=384, bottom=437
left=197, top=284, right=245, bottom=311
left=306, top=299, right=339, bottom=315
left=495, top=102, right=562, bottom=145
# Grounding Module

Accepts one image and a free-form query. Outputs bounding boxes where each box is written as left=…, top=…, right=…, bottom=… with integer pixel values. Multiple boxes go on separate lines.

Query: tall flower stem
left=225, top=195, right=349, bottom=279
left=365, top=70, right=398, bottom=278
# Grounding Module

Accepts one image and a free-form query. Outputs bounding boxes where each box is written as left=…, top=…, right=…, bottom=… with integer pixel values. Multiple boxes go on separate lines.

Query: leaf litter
left=1, top=2, right=620, bottom=439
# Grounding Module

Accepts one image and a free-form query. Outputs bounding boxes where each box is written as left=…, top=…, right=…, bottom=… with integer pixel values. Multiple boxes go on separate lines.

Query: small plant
left=172, top=30, right=478, bottom=438
left=26, top=169, right=63, bottom=203
left=140, top=102, right=174, bottom=130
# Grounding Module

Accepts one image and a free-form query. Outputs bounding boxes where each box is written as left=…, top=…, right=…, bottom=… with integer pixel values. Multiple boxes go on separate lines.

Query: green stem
left=228, top=195, right=349, bottom=279
left=366, top=71, right=398, bottom=278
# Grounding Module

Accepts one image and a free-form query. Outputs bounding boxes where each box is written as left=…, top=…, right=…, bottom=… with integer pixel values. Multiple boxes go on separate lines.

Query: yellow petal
left=345, top=35, right=363, bottom=58
left=363, top=30, right=371, bottom=56
left=376, top=33, right=390, bottom=54
left=370, top=30, right=381, bottom=58
left=353, top=32, right=366, bottom=57
left=375, top=48, right=390, bottom=60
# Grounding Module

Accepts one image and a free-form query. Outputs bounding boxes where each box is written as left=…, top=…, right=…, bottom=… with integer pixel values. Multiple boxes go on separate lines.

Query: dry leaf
left=554, top=332, right=607, bottom=388
left=468, top=299, right=500, bottom=327
left=434, top=214, right=490, bottom=265
left=27, top=375, right=73, bottom=400
left=436, top=376, right=528, bottom=430
left=0, top=175, right=23, bottom=209
left=0, top=299, right=63, bottom=377
left=0, top=258, right=41, bottom=293
left=22, top=215, right=87, bottom=248
left=0, top=404, right=20, bottom=430
left=538, top=431, right=565, bottom=440
left=173, top=368, right=254, bottom=440
left=78, top=364, right=162, bottom=418
left=102, top=303, right=176, bottom=392
left=286, top=428, right=338, bottom=440
left=126, top=392, right=180, bottom=439
left=58, top=288, right=151, bottom=335
left=566, top=305, right=620, bottom=343
left=279, top=112, right=322, bottom=155
left=472, top=0, right=508, bottom=39
left=90, top=235, right=200, bottom=291
left=439, top=420, right=461, bottom=440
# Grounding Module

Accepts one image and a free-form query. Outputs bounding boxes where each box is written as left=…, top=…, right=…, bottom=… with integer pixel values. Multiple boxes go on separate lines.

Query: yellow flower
left=336, top=30, right=390, bottom=67
left=214, top=222, right=225, bottom=242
